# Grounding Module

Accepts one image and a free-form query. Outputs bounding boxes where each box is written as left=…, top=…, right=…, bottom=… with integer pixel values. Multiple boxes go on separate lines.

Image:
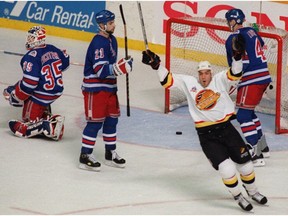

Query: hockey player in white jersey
left=141, top=36, right=268, bottom=212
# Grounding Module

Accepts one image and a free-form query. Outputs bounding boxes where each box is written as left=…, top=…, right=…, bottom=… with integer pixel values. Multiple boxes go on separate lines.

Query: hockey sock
left=81, top=122, right=103, bottom=154
left=103, top=117, right=118, bottom=151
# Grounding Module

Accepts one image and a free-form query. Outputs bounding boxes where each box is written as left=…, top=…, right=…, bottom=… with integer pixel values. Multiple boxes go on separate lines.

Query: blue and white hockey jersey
left=225, top=27, right=272, bottom=88
left=16, top=44, right=70, bottom=106
left=81, top=34, right=118, bottom=93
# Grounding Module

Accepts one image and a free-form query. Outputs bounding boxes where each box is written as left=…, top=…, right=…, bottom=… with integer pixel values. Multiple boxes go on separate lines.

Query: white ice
left=0, top=28, right=288, bottom=215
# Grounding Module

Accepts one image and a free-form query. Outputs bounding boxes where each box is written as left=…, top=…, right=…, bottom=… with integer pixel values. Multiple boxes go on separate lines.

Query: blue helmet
left=225, top=8, right=245, bottom=24
left=95, top=10, right=115, bottom=24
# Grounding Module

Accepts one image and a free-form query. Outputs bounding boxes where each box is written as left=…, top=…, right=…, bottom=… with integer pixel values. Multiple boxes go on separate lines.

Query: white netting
left=166, top=17, right=288, bottom=133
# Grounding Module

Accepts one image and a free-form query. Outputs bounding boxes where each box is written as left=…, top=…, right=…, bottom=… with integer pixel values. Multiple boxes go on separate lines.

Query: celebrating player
left=225, top=8, right=271, bottom=166
left=3, top=26, right=69, bottom=141
left=141, top=44, right=267, bottom=211
left=79, top=9, right=133, bottom=171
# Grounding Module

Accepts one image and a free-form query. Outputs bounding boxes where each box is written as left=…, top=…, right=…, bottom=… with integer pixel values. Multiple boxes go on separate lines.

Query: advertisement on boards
left=0, top=1, right=105, bottom=33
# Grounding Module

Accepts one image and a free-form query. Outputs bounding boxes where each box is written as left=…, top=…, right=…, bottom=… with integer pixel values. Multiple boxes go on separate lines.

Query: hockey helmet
left=25, top=26, right=46, bottom=49
left=197, top=61, right=212, bottom=72
left=225, top=8, right=245, bottom=24
left=95, top=10, right=115, bottom=24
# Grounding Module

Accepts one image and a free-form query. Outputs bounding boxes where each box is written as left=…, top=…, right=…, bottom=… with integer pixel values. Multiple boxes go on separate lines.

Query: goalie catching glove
left=232, top=34, right=246, bottom=61
left=112, top=56, right=133, bottom=76
left=3, top=85, right=23, bottom=107
left=142, top=50, right=161, bottom=70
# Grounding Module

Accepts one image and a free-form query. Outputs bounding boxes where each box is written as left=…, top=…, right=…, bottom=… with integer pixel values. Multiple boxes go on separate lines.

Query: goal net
left=165, top=17, right=288, bottom=134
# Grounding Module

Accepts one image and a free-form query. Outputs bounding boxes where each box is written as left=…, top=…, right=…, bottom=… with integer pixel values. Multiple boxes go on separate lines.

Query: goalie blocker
left=9, top=115, right=65, bottom=141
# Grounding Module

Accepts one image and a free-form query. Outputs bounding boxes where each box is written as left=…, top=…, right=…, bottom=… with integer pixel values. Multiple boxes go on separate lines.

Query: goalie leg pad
left=43, top=115, right=65, bottom=141
left=9, top=119, right=46, bottom=138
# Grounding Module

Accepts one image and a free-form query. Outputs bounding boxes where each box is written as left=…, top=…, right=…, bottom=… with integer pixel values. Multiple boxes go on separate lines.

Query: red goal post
left=165, top=17, right=288, bottom=134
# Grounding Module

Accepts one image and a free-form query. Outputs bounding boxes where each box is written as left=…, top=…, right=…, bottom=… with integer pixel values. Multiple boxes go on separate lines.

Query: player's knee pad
left=103, top=117, right=118, bottom=132
left=236, top=161, right=254, bottom=176
left=236, top=108, right=253, bottom=123
left=83, top=121, right=103, bottom=137
left=104, top=117, right=118, bottom=127
left=43, top=115, right=65, bottom=141
left=218, top=159, right=237, bottom=179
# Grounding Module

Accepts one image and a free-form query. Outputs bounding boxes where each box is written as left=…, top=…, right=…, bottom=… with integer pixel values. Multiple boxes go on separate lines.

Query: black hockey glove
left=142, top=49, right=161, bottom=70
left=232, top=34, right=246, bottom=61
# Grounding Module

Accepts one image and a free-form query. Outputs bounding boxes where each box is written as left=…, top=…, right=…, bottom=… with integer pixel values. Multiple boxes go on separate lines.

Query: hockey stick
left=137, top=1, right=149, bottom=50
left=0, top=49, right=84, bottom=66
left=119, top=4, right=131, bottom=117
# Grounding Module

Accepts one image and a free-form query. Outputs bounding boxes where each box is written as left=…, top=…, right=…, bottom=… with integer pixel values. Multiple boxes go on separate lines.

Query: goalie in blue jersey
left=3, top=26, right=70, bottom=141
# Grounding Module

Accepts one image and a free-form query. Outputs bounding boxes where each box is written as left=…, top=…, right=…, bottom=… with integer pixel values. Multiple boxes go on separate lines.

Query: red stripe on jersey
left=33, top=93, right=59, bottom=100
left=241, top=71, right=269, bottom=82
left=23, top=77, right=38, bottom=86
left=93, top=64, right=104, bottom=73
left=83, top=78, right=116, bottom=84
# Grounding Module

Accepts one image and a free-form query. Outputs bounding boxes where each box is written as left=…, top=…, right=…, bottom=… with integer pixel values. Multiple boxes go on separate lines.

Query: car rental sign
left=0, top=1, right=105, bottom=33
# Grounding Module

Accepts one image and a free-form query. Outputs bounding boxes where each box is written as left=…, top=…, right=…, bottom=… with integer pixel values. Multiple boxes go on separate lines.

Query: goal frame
left=165, top=17, right=286, bottom=134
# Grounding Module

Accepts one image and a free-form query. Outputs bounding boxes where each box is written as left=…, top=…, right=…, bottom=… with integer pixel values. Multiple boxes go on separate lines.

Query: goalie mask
left=25, top=26, right=46, bottom=50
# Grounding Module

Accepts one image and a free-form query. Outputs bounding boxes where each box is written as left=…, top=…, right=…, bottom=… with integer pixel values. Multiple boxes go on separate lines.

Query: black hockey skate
left=243, top=184, right=268, bottom=205
left=79, top=153, right=101, bottom=172
left=105, top=150, right=126, bottom=168
left=247, top=144, right=265, bottom=167
left=251, top=153, right=265, bottom=167
left=234, top=193, right=253, bottom=211
left=262, top=146, right=270, bottom=158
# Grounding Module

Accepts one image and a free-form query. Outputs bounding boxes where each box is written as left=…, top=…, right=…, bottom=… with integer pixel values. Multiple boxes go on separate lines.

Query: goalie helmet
left=225, top=8, right=245, bottom=24
left=95, top=10, right=115, bottom=24
left=25, top=26, right=46, bottom=49
left=197, top=61, right=212, bottom=72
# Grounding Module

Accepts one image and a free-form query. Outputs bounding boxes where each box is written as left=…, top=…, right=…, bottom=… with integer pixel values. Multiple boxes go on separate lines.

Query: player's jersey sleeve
left=225, top=33, right=236, bottom=67
left=16, top=51, right=41, bottom=100
left=57, top=48, right=70, bottom=71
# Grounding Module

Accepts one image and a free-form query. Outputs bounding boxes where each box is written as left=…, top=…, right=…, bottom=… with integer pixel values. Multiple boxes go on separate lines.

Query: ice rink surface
left=0, top=28, right=288, bottom=215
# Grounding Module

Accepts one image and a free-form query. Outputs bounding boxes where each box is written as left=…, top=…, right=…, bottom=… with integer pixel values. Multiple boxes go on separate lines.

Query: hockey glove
left=3, top=85, right=16, bottom=100
left=9, top=90, right=24, bottom=107
left=232, top=34, right=246, bottom=61
left=142, top=50, right=161, bottom=70
left=113, top=56, right=133, bottom=76
left=3, top=85, right=23, bottom=107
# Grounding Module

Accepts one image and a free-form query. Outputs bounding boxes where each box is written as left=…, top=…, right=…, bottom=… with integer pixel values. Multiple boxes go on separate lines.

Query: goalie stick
left=137, top=1, right=149, bottom=50
left=119, top=4, right=131, bottom=117
left=0, top=50, right=84, bottom=66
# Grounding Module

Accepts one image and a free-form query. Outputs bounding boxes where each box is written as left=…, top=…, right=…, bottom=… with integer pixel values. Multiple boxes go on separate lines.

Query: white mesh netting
left=166, top=17, right=288, bottom=133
